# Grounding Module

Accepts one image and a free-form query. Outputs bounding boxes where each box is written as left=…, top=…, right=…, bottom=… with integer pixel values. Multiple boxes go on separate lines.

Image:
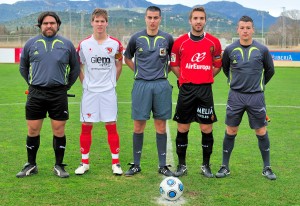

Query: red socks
left=80, top=124, right=93, bottom=164
left=79, top=123, right=120, bottom=165
left=105, top=124, right=120, bottom=164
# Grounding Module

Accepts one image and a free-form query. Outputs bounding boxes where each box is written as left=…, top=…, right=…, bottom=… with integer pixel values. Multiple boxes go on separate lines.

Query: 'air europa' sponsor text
left=185, top=63, right=211, bottom=71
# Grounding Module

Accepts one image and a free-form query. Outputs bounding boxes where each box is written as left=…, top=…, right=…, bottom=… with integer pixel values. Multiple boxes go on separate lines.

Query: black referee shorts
left=25, top=85, right=69, bottom=121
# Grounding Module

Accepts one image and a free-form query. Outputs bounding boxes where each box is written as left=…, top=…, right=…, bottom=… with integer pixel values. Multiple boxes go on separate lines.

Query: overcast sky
left=0, top=0, right=298, bottom=17
left=148, top=0, right=298, bottom=17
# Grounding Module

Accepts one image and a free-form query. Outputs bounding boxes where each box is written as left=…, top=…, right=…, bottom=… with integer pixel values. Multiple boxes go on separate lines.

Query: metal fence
left=1, top=34, right=300, bottom=49
left=0, top=34, right=88, bottom=48
left=0, top=35, right=35, bottom=47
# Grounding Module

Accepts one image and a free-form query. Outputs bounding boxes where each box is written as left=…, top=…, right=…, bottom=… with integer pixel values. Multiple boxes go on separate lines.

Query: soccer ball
left=159, top=177, right=184, bottom=201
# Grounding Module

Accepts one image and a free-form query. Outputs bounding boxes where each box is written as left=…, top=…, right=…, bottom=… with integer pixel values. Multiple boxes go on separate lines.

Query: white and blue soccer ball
left=159, top=177, right=184, bottom=201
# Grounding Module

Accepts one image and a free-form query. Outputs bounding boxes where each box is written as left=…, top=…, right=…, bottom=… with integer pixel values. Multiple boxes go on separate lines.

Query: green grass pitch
left=0, top=64, right=299, bottom=205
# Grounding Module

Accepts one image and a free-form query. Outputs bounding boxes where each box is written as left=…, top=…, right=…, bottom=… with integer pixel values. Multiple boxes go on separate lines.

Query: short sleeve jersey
left=124, top=29, right=174, bottom=80
left=170, top=32, right=222, bottom=85
left=77, top=35, right=123, bottom=92
left=222, top=40, right=274, bottom=93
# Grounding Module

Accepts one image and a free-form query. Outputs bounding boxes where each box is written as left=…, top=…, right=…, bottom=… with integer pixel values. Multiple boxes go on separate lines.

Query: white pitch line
left=155, top=120, right=186, bottom=205
left=2, top=101, right=300, bottom=109
left=166, top=120, right=175, bottom=168
left=214, top=103, right=300, bottom=109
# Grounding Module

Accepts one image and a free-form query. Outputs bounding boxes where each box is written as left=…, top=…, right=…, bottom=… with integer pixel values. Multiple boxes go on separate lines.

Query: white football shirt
left=78, top=35, right=123, bottom=92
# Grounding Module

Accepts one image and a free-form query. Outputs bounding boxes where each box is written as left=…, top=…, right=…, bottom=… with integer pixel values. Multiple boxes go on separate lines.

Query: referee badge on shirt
left=160, top=48, right=167, bottom=56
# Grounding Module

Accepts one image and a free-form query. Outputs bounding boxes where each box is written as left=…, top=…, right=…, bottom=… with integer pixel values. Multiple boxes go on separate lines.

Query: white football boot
left=75, top=163, right=89, bottom=175
left=112, top=164, right=123, bottom=175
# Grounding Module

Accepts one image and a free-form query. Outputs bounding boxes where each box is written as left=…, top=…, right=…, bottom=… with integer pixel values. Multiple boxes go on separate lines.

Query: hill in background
left=0, top=0, right=278, bottom=32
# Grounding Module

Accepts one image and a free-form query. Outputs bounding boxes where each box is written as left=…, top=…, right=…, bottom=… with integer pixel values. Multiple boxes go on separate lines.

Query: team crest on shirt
left=210, top=46, right=215, bottom=54
left=87, top=113, right=92, bottom=118
left=160, top=48, right=167, bottom=56
left=171, top=53, right=176, bottom=62
left=105, top=47, right=113, bottom=54
left=191, top=52, right=206, bottom=62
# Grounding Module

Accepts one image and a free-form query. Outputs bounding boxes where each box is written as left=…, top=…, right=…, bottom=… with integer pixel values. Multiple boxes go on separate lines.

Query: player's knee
left=28, top=130, right=40, bottom=137
left=178, top=123, right=190, bottom=133
left=226, top=126, right=238, bottom=135
left=134, top=121, right=146, bottom=133
left=200, top=124, right=213, bottom=134
left=255, top=127, right=267, bottom=136
left=52, top=126, right=65, bottom=137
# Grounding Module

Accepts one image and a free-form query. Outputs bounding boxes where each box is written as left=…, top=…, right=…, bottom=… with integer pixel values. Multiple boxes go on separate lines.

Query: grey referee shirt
left=124, top=29, right=173, bottom=81
left=222, top=40, right=275, bottom=93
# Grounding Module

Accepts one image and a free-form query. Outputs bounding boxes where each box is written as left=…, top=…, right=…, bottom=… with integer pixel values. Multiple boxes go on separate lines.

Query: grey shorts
left=131, top=79, right=172, bottom=120
left=225, top=89, right=267, bottom=129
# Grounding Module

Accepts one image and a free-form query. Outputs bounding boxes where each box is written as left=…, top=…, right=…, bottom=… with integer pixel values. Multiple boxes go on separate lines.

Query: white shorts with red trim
left=80, top=88, right=118, bottom=123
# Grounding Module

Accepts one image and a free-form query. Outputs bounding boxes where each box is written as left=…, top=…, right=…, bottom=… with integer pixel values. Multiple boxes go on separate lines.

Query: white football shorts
left=80, top=88, right=118, bottom=123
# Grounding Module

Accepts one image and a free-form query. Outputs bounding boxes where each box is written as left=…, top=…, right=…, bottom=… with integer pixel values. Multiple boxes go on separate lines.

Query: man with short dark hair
left=170, top=7, right=222, bottom=178
left=17, top=11, right=80, bottom=178
left=124, top=6, right=174, bottom=177
left=215, top=15, right=276, bottom=180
